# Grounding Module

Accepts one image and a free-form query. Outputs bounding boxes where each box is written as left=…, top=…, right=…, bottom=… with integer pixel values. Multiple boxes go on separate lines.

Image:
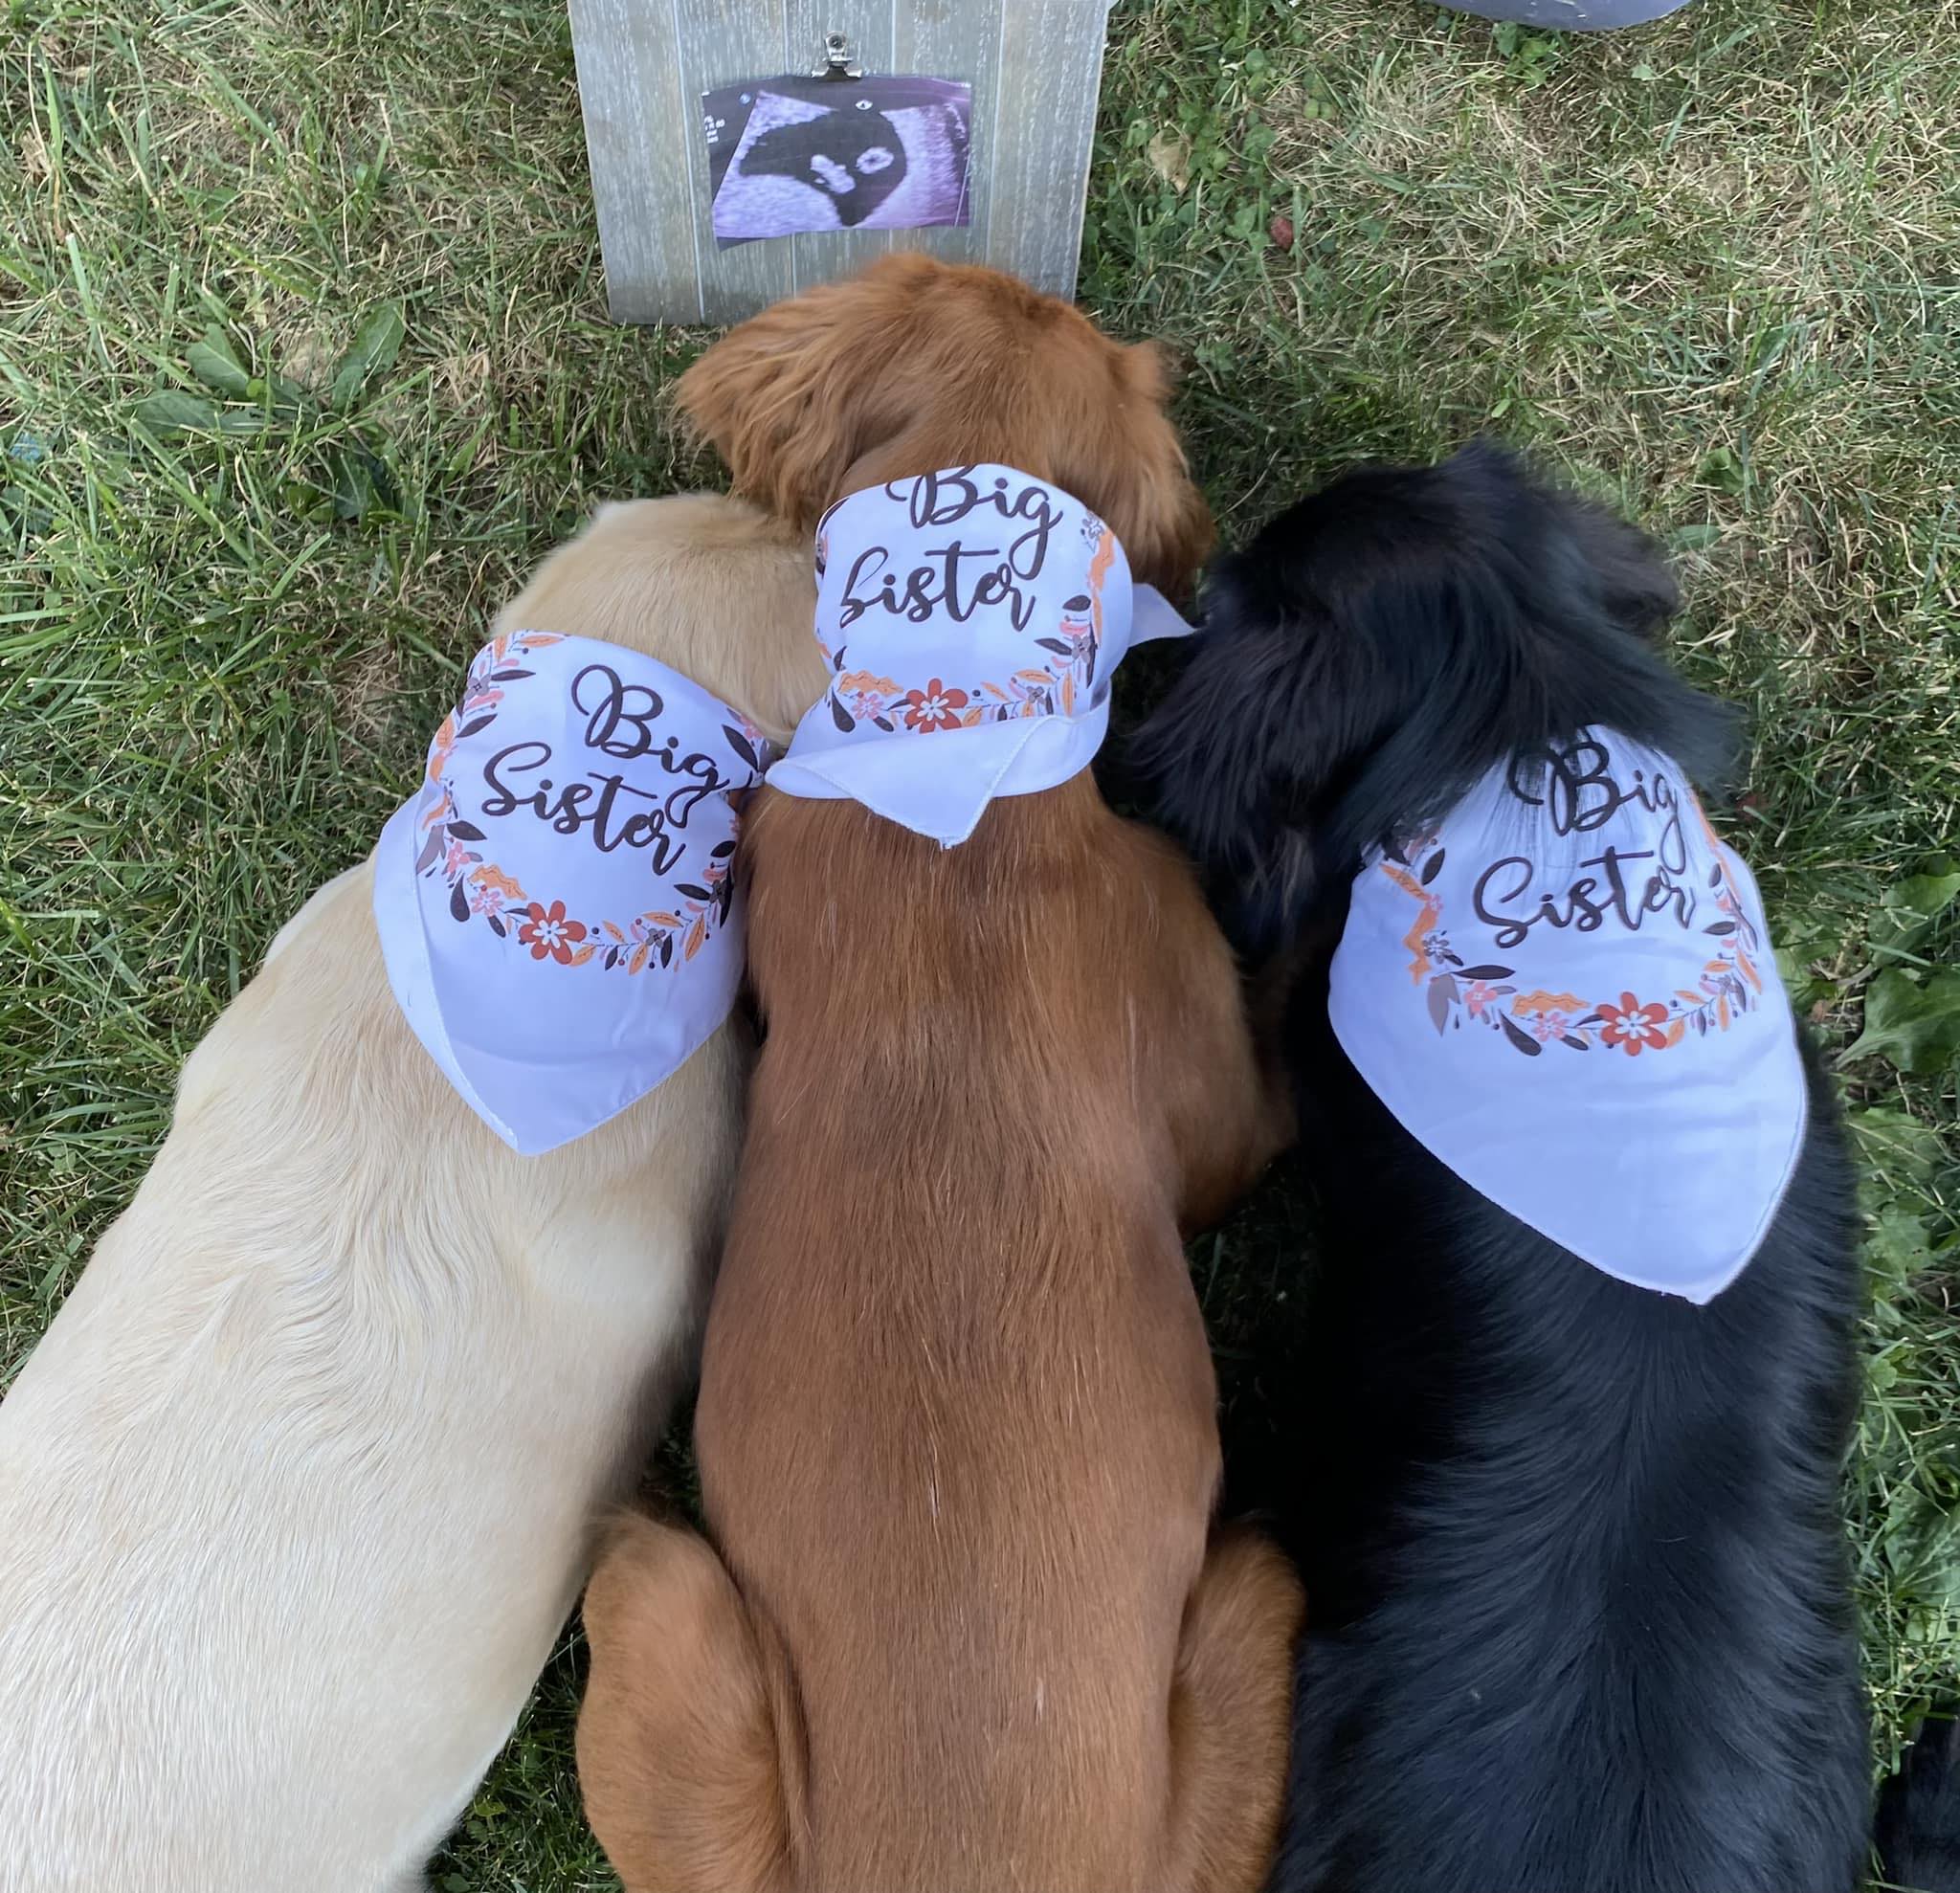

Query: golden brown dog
left=577, top=256, right=1303, bottom=1893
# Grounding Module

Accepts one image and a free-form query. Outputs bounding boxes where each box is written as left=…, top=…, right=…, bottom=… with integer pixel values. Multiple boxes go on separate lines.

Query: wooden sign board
left=568, top=0, right=1117, bottom=324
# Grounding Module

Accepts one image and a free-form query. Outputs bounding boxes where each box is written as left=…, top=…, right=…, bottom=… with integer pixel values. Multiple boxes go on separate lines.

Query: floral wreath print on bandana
left=1326, top=724, right=1807, bottom=1300
left=372, top=629, right=772, bottom=1154
left=1385, top=741, right=1766, bottom=1058
left=813, top=479, right=1117, bottom=735
left=410, top=630, right=769, bottom=973
left=770, top=465, right=1195, bottom=847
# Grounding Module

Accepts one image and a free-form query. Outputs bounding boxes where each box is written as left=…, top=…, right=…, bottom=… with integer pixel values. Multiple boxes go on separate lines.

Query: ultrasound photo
left=702, top=74, right=972, bottom=247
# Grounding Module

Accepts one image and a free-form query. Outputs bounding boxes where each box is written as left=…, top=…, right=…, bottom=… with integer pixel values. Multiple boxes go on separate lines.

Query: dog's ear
left=1558, top=481, right=1683, bottom=645
left=677, top=256, right=939, bottom=529
left=1053, top=341, right=1214, bottom=597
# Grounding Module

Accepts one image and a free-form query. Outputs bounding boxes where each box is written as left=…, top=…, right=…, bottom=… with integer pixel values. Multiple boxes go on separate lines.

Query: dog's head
left=1133, top=441, right=1741, bottom=957
left=676, top=253, right=1214, bottom=593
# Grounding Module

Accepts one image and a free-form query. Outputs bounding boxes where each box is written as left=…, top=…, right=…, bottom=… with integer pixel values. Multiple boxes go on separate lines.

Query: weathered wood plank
left=675, top=0, right=791, bottom=323
left=888, top=0, right=992, bottom=270
left=570, top=0, right=1113, bottom=323
left=569, top=0, right=702, bottom=324
left=986, top=0, right=1111, bottom=292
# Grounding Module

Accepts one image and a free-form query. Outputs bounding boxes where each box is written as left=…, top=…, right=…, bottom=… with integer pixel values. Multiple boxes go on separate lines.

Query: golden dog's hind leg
left=1162, top=1529, right=1306, bottom=1893
left=577, top=1515, right=802, bottom=1893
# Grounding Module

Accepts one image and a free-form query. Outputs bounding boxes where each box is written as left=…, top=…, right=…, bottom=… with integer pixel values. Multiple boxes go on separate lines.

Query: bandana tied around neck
left=1328, top=727, right=1806, bottom=1303
left=373, top=632, right=770, bottom=1155
left=765, top=465, right=1194, bottom=845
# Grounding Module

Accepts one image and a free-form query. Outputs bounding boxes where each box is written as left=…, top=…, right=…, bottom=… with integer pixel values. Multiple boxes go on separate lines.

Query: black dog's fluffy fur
left=1136, top=443, right=1881, bottom=1892
left=1881, top=1708, right=1960, bottom=1892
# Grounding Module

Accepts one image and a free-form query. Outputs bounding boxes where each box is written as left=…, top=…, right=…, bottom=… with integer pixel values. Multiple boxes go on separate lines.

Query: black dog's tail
left=1878, top=1707, right=1960, bottom=1893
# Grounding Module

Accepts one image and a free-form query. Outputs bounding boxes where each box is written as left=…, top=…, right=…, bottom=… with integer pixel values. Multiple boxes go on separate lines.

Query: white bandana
left=372, top=631, right=771, bottom=1155
left=1328, top=728, right=1806, bottom=1303
left=764, top=465, right=1193, bottom=845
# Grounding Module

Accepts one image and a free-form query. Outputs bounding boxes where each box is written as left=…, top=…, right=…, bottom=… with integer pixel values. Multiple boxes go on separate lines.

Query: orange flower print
left=472, top=864, right=525, bottom=902
left=518, top=899, right=587, bottom=965
left=1085, top=524, right=1115, bottom=620
left=1512, top=990, right=1589, bottom=1017
left=837, top=669, right=902, bottom=723
left=1464, top=980, right=1499, bottom=1018
left=1379, top=863, right=1443, bottom=981
left=902, top=679, right=969, bottom=732
left=426, top=713, right=457, bottom=784
left=1596, top=991, right=1670, bottom=1056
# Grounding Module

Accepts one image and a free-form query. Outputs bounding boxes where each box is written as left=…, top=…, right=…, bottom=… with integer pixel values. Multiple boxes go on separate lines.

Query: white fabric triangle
left=1328, top=728, right=1807, bottom=1303
left=372, top=631, right=770, bottom=1155
left=765, top=466, right=1193, bottom=845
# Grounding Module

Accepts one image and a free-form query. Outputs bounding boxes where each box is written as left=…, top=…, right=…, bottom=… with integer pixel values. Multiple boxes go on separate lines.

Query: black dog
left=1136, top=443, right=1877, bottom=1892
left=1881, top=1708, right=1960, bottom=1892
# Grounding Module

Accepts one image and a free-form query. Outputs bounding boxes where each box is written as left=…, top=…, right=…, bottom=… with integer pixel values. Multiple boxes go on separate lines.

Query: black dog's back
left=1879, top=1710, right=1960, bottom=1893
left=1137, top=444, right=1873, bottom=1892
left=1274, top=994, right=1868, bottom=1893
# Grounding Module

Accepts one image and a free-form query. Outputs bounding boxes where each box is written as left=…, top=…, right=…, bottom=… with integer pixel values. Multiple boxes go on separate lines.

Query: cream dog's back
left=0, top=496, right=825, bottom=1893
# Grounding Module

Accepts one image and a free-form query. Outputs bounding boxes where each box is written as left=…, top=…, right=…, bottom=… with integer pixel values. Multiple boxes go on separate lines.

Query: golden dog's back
left=694, top=784, right=1226, bottom=1889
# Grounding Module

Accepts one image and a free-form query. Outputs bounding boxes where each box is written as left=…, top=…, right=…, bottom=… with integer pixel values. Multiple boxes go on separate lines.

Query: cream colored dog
left=0, top=496, right=826, bottom=1893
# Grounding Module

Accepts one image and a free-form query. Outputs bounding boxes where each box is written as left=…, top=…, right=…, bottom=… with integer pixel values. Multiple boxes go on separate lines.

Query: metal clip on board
left=813, top=30, right=864, bottom=80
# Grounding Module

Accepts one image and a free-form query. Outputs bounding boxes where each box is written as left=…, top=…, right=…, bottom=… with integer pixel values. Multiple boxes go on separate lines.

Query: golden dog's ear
left=1052, top=340, right=1216, bottom=599
left=677, top=255, right=938, bottom=529
left=1125, top=337, right=1179, bottom=401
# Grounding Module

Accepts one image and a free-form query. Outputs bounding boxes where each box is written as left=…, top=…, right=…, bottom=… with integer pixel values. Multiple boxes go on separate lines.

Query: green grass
left=3, top=0, right=1956, bottom=1883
